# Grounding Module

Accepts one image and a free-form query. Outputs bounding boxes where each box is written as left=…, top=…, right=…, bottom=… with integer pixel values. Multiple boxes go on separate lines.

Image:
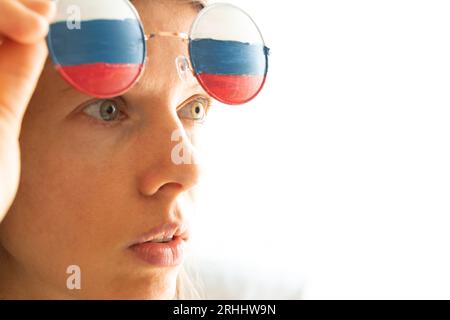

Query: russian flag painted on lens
left=47, top=0, right=146, bottom=98
left=189, top=4, right=269, bottom=105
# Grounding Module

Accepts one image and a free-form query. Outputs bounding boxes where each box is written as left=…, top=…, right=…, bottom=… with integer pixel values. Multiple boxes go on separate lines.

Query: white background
left=190, top=0, right=450, bottom=299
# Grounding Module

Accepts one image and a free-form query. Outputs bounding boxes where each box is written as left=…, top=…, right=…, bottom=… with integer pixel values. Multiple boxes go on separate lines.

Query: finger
left=0, top=0, right=52, bottom=44
left=0, top=39, right=48, bottom=127
left=20, top=0, right=56, bottom=21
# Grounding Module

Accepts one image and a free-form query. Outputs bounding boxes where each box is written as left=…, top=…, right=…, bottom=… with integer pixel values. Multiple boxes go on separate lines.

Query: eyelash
left=80, top=95, right=212, bottom=127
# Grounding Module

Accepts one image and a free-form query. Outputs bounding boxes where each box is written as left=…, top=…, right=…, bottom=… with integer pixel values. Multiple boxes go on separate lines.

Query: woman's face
left=0, top=0, right=209, bottom=299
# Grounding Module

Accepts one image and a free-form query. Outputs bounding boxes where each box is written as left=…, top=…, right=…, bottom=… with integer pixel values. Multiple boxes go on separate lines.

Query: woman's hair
left=176, top=262, right=206, bottom=299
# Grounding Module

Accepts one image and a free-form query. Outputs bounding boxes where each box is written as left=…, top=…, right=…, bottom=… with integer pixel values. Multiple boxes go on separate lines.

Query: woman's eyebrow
left=190, top=80, right=208, bottom=96
left=59, top=81, right=77, bottom=96
left=61, top=84, right=72, bottom=93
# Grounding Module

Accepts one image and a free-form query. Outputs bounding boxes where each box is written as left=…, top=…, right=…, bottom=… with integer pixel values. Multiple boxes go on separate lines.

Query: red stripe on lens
left=56, top=63, right=144, bottom=98
left=196, top=73, right=266, bottom=105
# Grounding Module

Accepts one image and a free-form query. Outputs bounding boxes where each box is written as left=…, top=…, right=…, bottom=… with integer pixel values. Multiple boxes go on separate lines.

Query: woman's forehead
left=130, top=0, right=206, bottom=10
left=132, top=0, right=201, bottom=33
left=131, top=0, right=205, bottom=15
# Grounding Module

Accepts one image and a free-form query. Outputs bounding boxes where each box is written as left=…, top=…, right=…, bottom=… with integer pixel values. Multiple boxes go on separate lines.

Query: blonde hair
left=175, top=263, right=207, bottom=299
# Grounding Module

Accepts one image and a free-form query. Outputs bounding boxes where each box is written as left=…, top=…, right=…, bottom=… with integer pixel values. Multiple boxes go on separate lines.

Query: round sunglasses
left=47, top=0, right=270, bottom=105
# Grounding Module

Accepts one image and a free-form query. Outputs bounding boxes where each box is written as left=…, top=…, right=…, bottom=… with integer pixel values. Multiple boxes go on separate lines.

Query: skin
left=0, top=0, right=210, bottom=299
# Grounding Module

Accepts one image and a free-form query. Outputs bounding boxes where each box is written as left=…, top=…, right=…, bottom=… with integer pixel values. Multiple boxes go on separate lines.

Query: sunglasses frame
left=46, top=1, right=269, bottom=104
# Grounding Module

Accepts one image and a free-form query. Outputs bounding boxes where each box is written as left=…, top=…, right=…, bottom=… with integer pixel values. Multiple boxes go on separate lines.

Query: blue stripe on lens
left=48, top=19, right=146, bottom=66
left=189, top=38, right=268, bottom=76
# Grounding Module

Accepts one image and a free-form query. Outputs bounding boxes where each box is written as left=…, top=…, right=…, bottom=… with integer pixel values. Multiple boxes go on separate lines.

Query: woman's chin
left=108, top=270, right=179, bottom=300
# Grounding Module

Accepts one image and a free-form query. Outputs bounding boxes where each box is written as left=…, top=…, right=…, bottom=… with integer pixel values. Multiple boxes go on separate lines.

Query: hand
left=0, top=0, right=55, bottom=222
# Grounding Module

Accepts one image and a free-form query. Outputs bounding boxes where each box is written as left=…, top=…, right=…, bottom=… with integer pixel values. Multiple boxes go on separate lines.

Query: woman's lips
left=128, top=222, right=189, bottom=267
left=130, top=235, right=185, bottom=267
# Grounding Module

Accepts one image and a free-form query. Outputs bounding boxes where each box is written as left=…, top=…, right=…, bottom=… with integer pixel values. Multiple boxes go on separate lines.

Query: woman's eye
left=82, top=99, right=126, bottom=123
left=178, top=97, right=210, bottom=122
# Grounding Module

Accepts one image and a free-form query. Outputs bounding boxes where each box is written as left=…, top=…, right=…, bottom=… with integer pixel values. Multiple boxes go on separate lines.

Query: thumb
left=0, top=0, right=56, bottom=131
left=0, top=39, right=49, bottom=129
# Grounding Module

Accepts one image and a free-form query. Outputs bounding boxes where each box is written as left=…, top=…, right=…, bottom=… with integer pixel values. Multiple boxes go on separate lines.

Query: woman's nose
left=136, top=105, right=202, bottom=198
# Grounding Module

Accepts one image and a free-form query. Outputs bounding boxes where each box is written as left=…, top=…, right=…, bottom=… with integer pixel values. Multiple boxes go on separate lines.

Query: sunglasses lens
left=189, top=4, right=268, bottom=105
left=47, top=0, right=146, bottom=98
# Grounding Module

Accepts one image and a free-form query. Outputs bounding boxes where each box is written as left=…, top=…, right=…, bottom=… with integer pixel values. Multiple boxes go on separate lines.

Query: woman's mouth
left=129, top=222, right=189, bottom=267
